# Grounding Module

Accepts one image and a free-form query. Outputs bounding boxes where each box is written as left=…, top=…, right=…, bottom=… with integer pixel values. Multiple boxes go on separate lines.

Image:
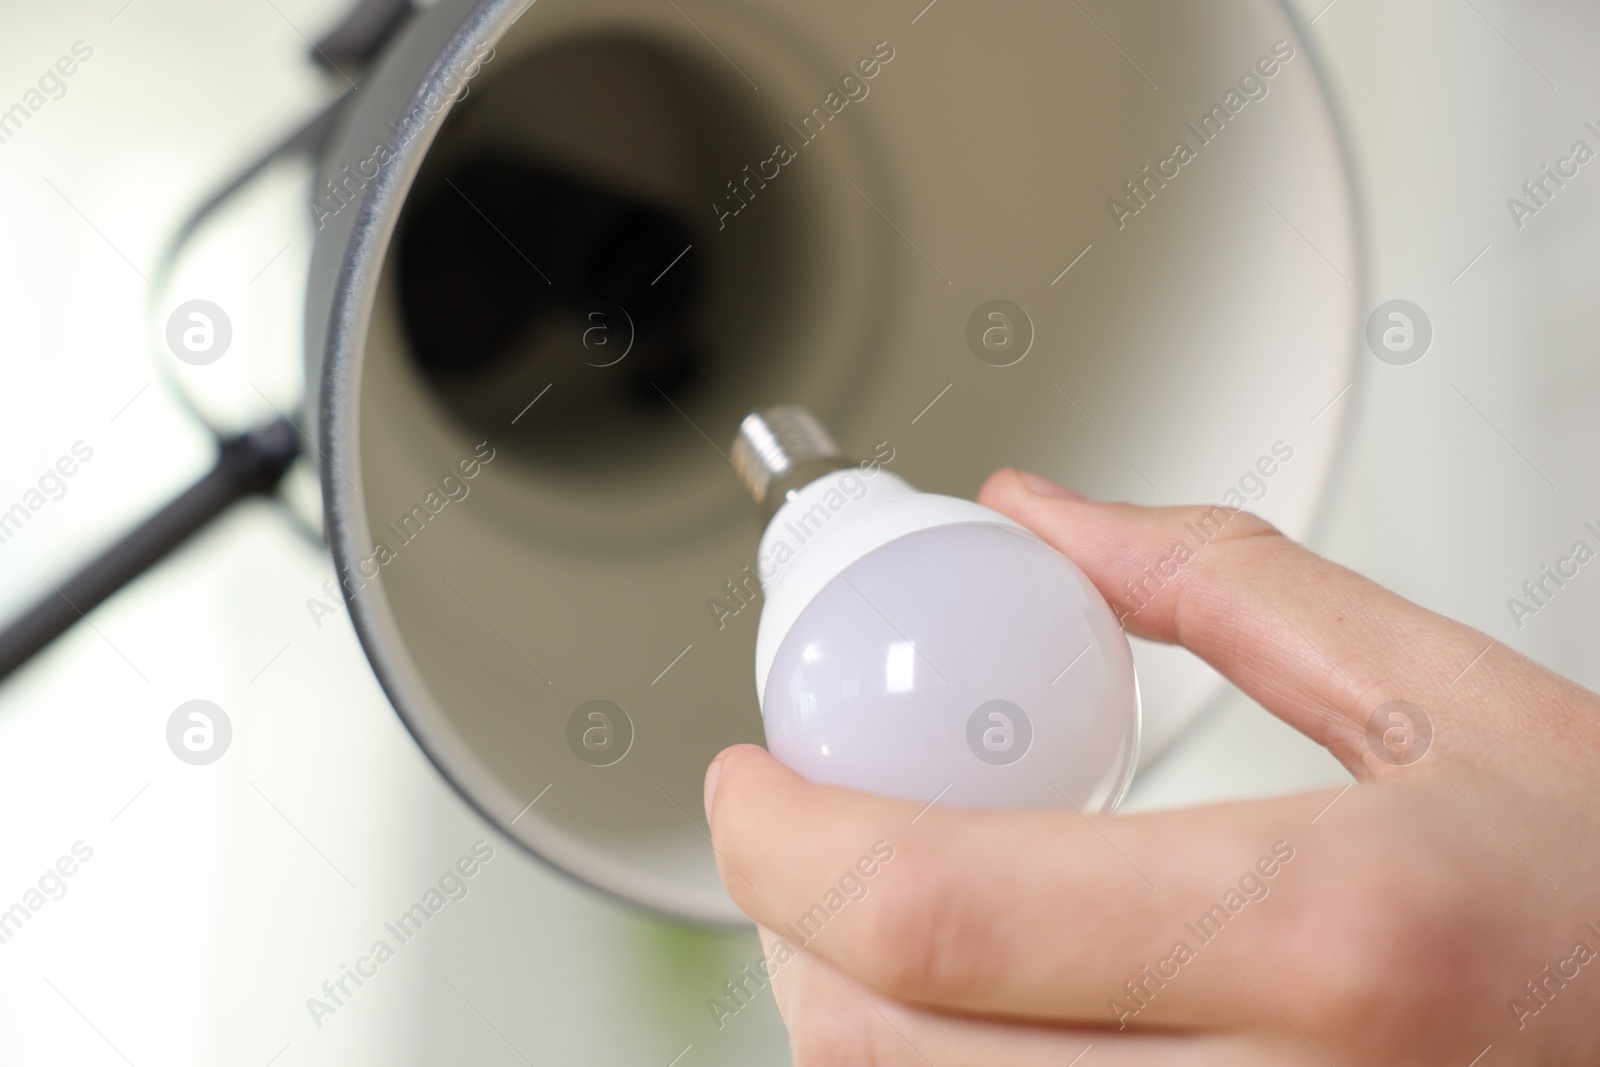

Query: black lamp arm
left=0, top=418, right=301, bottom=682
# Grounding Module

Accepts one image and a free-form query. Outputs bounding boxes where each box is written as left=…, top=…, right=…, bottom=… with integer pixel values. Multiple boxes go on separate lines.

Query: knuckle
left=1180, top=504, right=1283, bottom=554
left=856, top=850, right=997, bottom=1002
left=780, top=965, right=906, bottom=1067
left=789, top=1014, right=901, bottom=1067
left=1167, top=507, right=1302, bottom=619
left=1299, top=881, right=1409, bottom=1028
left=1292, top=856, right=1473, bottom=1033
left=785, top=1004, right=864, bottom=1066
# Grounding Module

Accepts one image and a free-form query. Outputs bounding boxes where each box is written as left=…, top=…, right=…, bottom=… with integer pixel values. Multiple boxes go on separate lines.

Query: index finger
left=978, top=470, right=1574, bottom=778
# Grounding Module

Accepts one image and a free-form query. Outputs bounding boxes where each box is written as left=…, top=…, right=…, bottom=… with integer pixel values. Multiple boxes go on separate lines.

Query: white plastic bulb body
left=754, top=468, right=1140, bottom=813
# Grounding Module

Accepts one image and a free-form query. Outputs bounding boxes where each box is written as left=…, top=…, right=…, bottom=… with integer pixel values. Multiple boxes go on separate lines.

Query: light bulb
left=731, top=405, right=1140, bottom=813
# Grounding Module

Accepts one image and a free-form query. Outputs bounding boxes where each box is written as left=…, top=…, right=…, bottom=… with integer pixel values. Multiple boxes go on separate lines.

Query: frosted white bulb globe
left=747, top=457, right=1140, bottom=814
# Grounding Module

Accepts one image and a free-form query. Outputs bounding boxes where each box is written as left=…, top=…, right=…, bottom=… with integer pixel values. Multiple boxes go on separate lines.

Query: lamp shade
left=305, top=0, right=1361, bottom=924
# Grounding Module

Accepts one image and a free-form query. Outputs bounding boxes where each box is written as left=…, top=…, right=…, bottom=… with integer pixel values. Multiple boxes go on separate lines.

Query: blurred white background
left=1, top=1, right=1597, bottom=1064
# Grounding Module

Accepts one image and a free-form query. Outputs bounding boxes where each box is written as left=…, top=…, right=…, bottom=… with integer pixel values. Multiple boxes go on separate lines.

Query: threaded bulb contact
left=731, top=405, right=845, bottom=508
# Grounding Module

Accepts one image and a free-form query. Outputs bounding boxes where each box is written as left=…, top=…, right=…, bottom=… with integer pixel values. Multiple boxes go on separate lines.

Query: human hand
left=703, top=469, right=1600, bottom=1065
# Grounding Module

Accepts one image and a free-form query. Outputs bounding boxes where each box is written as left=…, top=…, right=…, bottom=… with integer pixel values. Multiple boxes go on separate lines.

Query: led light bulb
left=732, top=405, right=1140, bottom=813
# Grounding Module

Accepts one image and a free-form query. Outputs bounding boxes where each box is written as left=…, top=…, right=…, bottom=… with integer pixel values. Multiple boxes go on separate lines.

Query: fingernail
left=703, top=752, right=726, bottom=822
left=1018, top=470, right=1088, bottom=501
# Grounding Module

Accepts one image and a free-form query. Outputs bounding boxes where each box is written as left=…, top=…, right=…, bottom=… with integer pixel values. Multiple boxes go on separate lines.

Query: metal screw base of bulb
left=732, top=405, right=854, bottom=523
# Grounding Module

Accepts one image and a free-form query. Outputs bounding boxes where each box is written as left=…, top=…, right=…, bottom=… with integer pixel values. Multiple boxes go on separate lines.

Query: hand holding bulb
left=704, top=470, right=1600, bottom=1066
left=730, top=405, right=1140, bottom=814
